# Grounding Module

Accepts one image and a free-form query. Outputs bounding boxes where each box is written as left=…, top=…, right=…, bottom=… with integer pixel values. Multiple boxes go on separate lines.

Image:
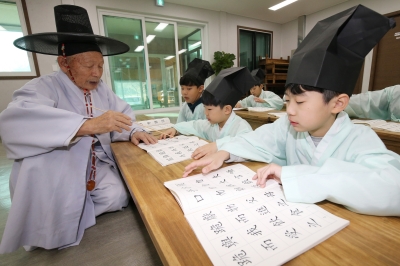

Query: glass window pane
left=0, top=1, right=31, bottom=73
left=103, top=16, right=149, bottom=110
left=177, top=26, right=202, bottom=77
left=239, top=30, right=253, bottom=70
left=145, top=21, right=179, bottom=109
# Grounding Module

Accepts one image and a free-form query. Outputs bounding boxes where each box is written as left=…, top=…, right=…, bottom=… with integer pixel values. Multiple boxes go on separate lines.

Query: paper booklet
left=269, top=112, right=287, bottom=118
left=247, top=107, right=275, bottom=112
left=352, top=119, right=400, bottom=133
left=164, top=164, right=349, bottom=266
left=137, top=117, right=174, bottom=131
left=138, top=135, right=208, bottom=166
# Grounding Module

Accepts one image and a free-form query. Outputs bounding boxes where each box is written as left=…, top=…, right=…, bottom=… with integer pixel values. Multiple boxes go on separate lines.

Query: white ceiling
left=165, top=0, right=350, bottom=24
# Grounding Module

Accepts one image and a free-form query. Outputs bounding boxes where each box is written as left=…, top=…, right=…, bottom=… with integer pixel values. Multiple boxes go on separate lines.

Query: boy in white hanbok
left=235, top=68, right=284, bottom=110
left=177, top=58, right=214, bottom=122
left=161, top=67, right=255, bottom=158
left=183, top=5, right=400, bottom=216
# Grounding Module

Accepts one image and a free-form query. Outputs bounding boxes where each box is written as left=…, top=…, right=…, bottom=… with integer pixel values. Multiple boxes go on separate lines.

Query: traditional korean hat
left=286, top=4, right=395, bottom=95
left=184, top=58, right=215, bottom=84
left=251, top=68, right=266, bottom=85
left=205, top=67, right=256, bottom=107
left=13, top=5, right=129, bottom=56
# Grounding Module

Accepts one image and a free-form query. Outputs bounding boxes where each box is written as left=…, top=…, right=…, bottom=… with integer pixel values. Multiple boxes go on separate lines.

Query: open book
left=164, top=164, right=349, bottom=265
left=138, top=135, right=208, bottom=166
left=137, top=117, right=174, bottom=131
left=247, top=107, right=275, bottom=112
left=352, top=119, right=400, bottom=133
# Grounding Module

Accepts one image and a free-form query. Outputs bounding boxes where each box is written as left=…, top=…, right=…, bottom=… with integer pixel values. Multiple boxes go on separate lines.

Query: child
left=177, top=58, right=214, bottom=123
left=235, top=68, right=284, bottom=110
left=183, top=5, right=400, bottom=217
left=160, top=67, right=255, bottom=159
left=344, top=85, right=400, bottom=121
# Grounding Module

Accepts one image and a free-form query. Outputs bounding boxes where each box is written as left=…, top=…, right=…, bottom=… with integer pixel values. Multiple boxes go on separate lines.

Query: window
left=0, top=0, right=39, bottom=78
left=238, top=26, right=272, bottom=71
left=99, top=9, right=205, bottom=113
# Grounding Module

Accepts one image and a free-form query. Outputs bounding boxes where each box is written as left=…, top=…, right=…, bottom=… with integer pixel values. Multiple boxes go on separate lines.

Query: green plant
left=211, top=51, right=236, bottom=75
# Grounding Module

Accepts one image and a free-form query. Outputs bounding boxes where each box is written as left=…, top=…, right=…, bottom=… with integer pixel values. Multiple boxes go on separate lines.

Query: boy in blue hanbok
left=161, top=67, right=254, bottom=158
left=177, top=58, right=214, bottom=122
left=235, top=68, right=284, bottom=110
left=345, top=85, right=400, bottom=122
left=183, top=5, right=400, bottom=216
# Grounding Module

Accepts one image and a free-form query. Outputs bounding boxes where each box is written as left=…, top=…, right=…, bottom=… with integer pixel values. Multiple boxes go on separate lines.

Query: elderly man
left=0, top=5, right=157, bottom=253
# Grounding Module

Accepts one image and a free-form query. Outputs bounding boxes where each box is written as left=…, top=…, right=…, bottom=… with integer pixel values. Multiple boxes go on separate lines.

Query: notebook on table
left=164, top=164, right=349, bottom=265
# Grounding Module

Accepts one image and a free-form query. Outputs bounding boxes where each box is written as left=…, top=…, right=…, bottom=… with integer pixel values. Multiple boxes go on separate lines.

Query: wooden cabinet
left=259, top=56, right=290, bottom=97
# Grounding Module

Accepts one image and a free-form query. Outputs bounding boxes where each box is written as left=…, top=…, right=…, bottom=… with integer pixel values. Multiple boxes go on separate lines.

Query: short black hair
left=179, top=74, right=203, bottom=87
left=285, top=83, right=342, bottom=104
left=202, top=90, right=226, bottom=109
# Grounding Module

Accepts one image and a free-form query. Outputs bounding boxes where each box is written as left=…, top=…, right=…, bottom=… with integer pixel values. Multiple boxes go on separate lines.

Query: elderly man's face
left=59, top=51, right=104, bottom=90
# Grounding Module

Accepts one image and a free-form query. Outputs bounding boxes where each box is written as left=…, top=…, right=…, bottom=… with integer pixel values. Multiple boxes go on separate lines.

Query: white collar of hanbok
left=306, top=111, right=351, bottom=165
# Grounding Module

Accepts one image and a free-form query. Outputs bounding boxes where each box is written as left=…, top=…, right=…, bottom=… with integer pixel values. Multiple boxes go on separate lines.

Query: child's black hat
left=184, top=58, right=214, bottom=84
left=205, top=67, right=256, bottom=107
left=286, top=4, right=395, bottom=95
left=251, top=68, right=266, bottom=84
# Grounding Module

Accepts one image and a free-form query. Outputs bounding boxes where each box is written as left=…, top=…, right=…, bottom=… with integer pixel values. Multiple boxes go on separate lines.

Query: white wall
left=0, top=0, right=283, bottom=112
left=280, top=0, right=400, bottom=92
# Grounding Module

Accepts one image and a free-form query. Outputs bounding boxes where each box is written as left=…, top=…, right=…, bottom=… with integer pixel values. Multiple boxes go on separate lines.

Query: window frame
left=0, top=0, right=40, bottom=80
left=237, top=26, right=273, bottom=70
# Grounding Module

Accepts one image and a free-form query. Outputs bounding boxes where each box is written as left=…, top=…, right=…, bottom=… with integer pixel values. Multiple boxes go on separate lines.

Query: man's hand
left=159, top=128, right=177, bottom=139
left=77, top=111, right=132, bottom=136
left=254, top=97, right=266, bottom=103
left=235, top=102, right=242, bottom=108
left=131, top=131, right=158, bottom=145
left=252, top=163, right=282, bottom=188
left=183, top=151, right=230, bottom=177
left=191, top=142, right=217, bottom=160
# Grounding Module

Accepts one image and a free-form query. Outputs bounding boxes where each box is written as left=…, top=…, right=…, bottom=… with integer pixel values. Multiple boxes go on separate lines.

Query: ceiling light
left=189, top=41, right=201, bottom=49
left=134, top=46, right=144, bottom=52
left=164, top=56, right=175, bottom=60
left=269, top=0, right=297, bottom=11
left=178, top=49, right=187, bottom=54
left=146, top=35, right=156, bottom=44
left=154, top=23, right=168, bottom=32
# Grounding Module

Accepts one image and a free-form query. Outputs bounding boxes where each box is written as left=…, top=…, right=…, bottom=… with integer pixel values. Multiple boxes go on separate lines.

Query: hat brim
left=13, top=32, right=129, bottom=56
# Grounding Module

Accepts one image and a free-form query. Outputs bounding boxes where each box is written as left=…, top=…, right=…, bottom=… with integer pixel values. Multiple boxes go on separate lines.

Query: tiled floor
left=0, top=142, right=162, bottom=266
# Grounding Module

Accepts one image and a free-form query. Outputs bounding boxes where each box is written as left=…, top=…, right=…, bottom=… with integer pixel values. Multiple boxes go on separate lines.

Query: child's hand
left=254, top=97, right=266, bottom=103
left=191, top=142, right=217, bottom=160
left=159, top=128, right=177, bottom=139
left=252, top=163, right=282, bottom=188
left=235, top=102, right=242, bottom=108
left=183, top=151, right=230, bottom=177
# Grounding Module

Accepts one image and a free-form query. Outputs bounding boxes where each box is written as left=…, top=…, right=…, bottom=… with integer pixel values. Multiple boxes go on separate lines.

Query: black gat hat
left=13, top=5, right=129, bottom=56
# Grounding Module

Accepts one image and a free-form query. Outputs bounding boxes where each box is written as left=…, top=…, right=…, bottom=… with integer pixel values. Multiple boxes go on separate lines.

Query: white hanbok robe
left=219, top=112, right=400, bottom=216
left=0, top=70, right=144, bottom=253
left=177, top=102, right=206, bottom=123
left=344, top=85, right=400, bottom=122
left=238, top=90, right=284, bottom=110
left=173, top=112, right=252, bottom=148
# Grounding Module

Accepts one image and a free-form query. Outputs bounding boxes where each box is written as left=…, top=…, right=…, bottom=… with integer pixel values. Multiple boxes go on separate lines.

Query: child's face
left=181, top=85, right=204, bottom=104
left=285, top=90, right=338, bottom=137
left=204, top=105, right=230, bottom=126
left=250, top=85, right=263, bottom=97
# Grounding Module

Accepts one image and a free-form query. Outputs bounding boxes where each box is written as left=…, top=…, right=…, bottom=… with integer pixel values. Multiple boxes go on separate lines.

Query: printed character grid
left=185, top=186, right=346, bottom=266
left=138, top=135, right=199, bottom=151
left=148, top=139, right=208, bottom=166
left=165, top=164, right=265, bottom=213
left=137, top=118, right=173, bottom=131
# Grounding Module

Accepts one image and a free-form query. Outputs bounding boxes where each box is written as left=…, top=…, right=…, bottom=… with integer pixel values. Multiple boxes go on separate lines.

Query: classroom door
left=369, top=11, right=400, bottom=91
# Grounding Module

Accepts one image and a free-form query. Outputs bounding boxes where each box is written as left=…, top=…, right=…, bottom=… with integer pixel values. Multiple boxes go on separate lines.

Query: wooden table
left=111, top=142, right=400, bottom=266
left=236, top=110, right=400, bottom=155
